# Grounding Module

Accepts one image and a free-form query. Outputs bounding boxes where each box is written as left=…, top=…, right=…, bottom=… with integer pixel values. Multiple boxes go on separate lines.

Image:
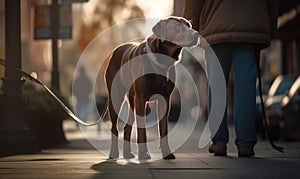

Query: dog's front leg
left=158, top=97, right=176, bottom=160
left=135, top=96, right=151, bottom=160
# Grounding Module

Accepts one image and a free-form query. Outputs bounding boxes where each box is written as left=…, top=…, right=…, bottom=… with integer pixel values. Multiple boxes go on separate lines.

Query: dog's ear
left=168, top=16, right=192, bottom=28
left=147, top=38, right=161, bottom=52
left=152, top=19, right=169, bottom=42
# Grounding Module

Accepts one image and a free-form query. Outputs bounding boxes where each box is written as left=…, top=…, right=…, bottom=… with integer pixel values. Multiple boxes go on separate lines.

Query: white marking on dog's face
left=152, top=18, right=200, bottom=47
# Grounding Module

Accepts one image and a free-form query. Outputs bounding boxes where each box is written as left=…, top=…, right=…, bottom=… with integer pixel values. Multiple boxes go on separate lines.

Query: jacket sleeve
left=183, top=0, right=205, bottom=31
left=267, top=0, right=279, bottom=38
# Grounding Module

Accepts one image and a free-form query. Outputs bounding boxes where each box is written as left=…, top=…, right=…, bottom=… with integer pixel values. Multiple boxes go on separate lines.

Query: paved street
left=1, top=119, right=300, bottom=179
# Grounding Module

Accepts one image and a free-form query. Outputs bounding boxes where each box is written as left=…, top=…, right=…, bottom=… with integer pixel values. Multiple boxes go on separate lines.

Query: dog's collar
left=144, top=42, right=178, bottom=81
left=144, top=42, right=170, bottom=70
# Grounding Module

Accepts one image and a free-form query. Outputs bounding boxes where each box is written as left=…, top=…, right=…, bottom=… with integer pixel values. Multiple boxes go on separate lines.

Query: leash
left=256, top=56, right=284, bottom=153
left=0, top=56, right=285, bottom=152
left=0, top=58, right=107, bottom=126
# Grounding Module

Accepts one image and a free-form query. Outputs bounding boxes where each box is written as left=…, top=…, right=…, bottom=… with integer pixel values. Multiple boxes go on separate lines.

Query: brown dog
left=105, top=16, right=199, bottom=160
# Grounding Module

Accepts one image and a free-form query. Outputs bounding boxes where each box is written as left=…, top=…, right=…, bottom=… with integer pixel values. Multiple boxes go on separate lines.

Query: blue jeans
left=206, top=43, right=258, bottom=149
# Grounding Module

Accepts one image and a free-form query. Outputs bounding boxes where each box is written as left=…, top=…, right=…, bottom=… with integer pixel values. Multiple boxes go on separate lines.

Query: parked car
left=265, top=75, right=299, bottom=140
left=281, top=76, right=300, bottom=140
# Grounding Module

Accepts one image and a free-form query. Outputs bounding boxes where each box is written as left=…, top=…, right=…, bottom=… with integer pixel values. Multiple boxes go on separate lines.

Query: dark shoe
left=208, top=142, right=227, bottom=156
left=163, top=153, right=176, bottom=160
left=238, top=148, right=255, bottom=157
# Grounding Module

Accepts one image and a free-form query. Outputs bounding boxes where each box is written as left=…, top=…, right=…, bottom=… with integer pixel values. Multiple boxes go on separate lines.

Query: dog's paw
left=109, top=151, right=119, bottom=159
left=138, top=152, right=151, bottom=160
left=123, top=152, right=135, bottom=159
left=163, top=153, right=176, bottom=160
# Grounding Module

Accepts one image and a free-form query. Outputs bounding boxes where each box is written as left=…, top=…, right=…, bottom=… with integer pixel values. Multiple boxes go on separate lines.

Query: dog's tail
left=100, top=52, right=112, bottom=76
left=0, top=58, right=108, bottom=126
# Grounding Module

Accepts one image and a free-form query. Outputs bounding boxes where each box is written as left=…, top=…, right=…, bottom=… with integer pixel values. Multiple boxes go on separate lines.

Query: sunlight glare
left=136, top=0, right=173, bottom=18
left=116, top=159, right=129, bottom=165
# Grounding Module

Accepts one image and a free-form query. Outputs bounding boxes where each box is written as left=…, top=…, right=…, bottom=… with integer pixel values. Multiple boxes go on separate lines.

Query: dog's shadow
left=91, top=158, right=151, bottom=178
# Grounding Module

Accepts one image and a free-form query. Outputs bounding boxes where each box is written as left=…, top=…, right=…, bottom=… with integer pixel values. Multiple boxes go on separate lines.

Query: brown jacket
left=183, top=0, right=278, bottom=47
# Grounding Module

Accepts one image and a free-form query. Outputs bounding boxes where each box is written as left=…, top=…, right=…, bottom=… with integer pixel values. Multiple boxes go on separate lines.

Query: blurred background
left=0, top=0, right=299, bottom=154
left=0, top=0, right=174, bottom=96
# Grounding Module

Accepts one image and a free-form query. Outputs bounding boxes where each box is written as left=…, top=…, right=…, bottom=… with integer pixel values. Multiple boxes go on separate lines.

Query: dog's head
left=152, top=16, right=200, bottom=47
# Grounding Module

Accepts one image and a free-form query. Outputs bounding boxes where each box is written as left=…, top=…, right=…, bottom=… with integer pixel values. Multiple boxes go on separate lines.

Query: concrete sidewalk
left=0, top=120, right=300, bottom=179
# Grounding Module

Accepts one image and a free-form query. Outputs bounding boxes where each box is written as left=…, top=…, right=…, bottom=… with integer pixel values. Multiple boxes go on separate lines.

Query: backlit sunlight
left=136, top=0, right=173, bottom=18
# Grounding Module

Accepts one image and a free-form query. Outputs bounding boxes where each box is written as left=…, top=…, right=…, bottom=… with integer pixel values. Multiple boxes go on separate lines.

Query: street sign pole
left=0, top=0, right=37, bottom=155
left=51, top=0, right=60, bottom=90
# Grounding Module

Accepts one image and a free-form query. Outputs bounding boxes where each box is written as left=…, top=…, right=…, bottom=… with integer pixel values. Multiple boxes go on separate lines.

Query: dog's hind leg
left=108, top=96, right=120, bottom=159
left=123, top=94, right=135, bottom=159
left=108, top=87, right=127, bottom=159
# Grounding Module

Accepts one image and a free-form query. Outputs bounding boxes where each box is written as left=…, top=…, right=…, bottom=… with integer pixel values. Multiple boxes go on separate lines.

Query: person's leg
left=232, top=44, right=258, bottom=152
left=206, top=43, right=232, bottom=144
